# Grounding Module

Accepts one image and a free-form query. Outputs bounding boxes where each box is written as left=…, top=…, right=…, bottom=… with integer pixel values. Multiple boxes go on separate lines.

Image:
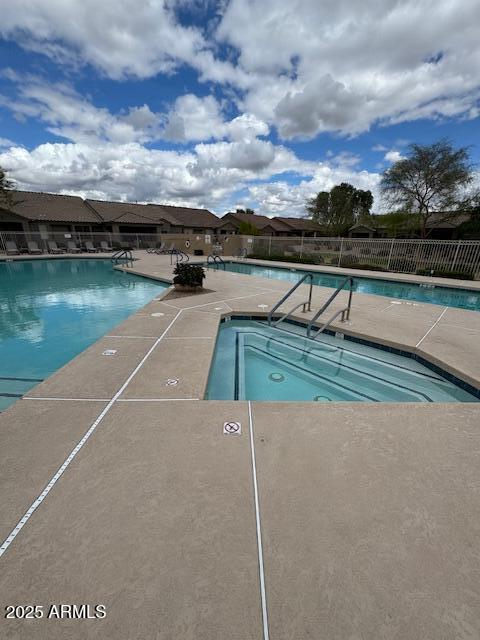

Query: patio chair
left=155, top=241, right=166, bottom=254
left=5, top=241, right=20, bottom=255
left=100, top=240, right=113, bottom=251
left=66, top=241, right=81, bottom=253
left=84, top=241, right=98, bottom=253
left=27, top=241, right=43, bottom=254
left=47, top=240, right=66, bottom=254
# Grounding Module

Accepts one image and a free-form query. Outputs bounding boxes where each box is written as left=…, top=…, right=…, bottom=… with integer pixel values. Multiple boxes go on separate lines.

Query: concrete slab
left=166, top=310, right=220, bottom=338
left=0, top=401, right=262, bottom=640
left=105, top=313, right=176, bottom=338
left=27, top=337, right=156, bottom=399
left=119, top=337, right=216, bottom=400
left=417, top=324, right=480, bottom=387
left=252, top=402, right=480, bottom=640
left=0, top=399, right=107, bottom=542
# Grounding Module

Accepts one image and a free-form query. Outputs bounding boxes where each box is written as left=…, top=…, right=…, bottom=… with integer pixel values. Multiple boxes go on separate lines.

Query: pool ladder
left=267, top=274, right=354, bottom=339
left=111, top=248, right=133, bottom=267
left=207, top=254, right=226, bottom=270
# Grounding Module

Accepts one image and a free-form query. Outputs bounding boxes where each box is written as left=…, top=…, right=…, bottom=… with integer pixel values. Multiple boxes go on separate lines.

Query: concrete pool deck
left=1, top=251, right=479, bottom=639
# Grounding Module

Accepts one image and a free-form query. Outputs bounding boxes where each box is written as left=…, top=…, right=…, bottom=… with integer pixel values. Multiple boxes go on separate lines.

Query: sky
left=0, top=0, right=479, bottom=218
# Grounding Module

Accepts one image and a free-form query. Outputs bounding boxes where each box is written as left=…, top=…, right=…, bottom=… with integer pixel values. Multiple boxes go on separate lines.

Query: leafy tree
left=0, top=166, right=14, bottom=209
left=237, top=220, right=260, bottom=235
left=306, top=182, right=373, bottom=235
left=235, top=208, right=255, bottom=215
left=380, top=139, right=476, bottom=237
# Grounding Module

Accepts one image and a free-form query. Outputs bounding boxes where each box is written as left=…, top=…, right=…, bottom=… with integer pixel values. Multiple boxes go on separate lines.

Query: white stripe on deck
left=248, top=401, right=270, bottom=640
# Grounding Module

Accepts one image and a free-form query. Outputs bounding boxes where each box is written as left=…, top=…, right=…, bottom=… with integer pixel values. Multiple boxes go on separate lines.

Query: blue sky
left=0, top=0, right=479, bottom=217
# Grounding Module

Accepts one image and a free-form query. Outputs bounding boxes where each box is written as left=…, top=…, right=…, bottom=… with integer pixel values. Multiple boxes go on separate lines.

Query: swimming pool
left=0, top=259, right=167, bottom=410
left=215, top=262, right=480, bottom=311
left=206, top=320, right=478, bottom=402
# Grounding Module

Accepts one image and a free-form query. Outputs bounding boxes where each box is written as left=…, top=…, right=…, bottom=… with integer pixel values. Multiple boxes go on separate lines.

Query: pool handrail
left=306, top=276, right=354, bottom=338
left=268, top=272, right=314, bottom=326
left=207, top=254, right=226, bottom=270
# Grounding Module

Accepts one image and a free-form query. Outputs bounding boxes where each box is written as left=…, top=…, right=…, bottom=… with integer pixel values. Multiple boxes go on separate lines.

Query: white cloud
left=0, top=75, right=162, bottom=145
left=0, top=137, right=16, bottom=148
left=1, top=0, right=479, bottom=140
left=384, top=150, right=405, bottom=163
left=216, top=0, right=480, bottom=138
left=0, top=0, right=204, bottom=80
left=0, top=136, right=380, bottom=215
left=248, top=166, right=381, bottom=218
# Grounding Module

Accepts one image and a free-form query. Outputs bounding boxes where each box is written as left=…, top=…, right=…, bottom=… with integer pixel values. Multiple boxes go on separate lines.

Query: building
left=348, top=213, right=475, bottom=240
left=0, top=189, right=330, bottom=239
left=272, top=216, right=324, bottom=237
left=0, top=191, right=221, bottom=236
left=0, top=191, right=102, bottom=235
left=217, top=211, right=292, bottom=236
left=84, top=200, right=220, bottom=236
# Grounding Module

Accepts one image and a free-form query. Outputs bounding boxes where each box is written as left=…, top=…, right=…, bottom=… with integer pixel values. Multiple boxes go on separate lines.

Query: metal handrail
left=111, top=249, right=133, bottom=267
left=306, top=277, right=354, bottom=338
left=170, top=248, right=189, bottom=265
left=267, top=273, right=313, bottom=326
left=207, top=254, right=226, bottom=270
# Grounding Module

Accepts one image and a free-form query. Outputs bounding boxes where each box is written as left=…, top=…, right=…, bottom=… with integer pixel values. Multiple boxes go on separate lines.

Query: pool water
left=216, top=262, right=480, bottom=311
left=206, top=320, right=478, bottom=402
left=0, top=259, right=167, bottom=410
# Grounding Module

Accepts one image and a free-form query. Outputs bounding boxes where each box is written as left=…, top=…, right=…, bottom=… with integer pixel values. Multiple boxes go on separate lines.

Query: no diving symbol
left=166, top=378, right=179, bottom=386
left=223, top=421, right=241, bottom=436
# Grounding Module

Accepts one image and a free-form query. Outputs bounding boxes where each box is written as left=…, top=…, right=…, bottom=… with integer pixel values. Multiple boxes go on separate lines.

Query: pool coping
left=228, top=257, right=480, bottom=292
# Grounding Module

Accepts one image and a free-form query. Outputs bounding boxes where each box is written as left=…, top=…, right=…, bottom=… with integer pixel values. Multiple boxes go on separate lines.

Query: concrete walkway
left=1, top=251, right=479, bottom=639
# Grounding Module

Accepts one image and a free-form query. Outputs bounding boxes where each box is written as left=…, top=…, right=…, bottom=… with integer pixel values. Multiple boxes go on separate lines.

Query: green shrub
left=339, top=254, right=359, bottom=267
left=416, top=268, right=474, bottom=280
left=173, top=263, right=205, bottom=286
left=248, top=253, right=322, bottom=265
left=340, top=263, right=387, bottom=272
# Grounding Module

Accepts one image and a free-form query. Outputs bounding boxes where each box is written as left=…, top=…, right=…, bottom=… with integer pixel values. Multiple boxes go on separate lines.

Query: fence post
left=337, top=238, right=344, bottom=266
left=299, top=235, right=304, bottom=259
left=387, top=238, right=395, bottom=271
left=451, top=240, right=462, bottom=271
left=268, top=235, right=272, bottom=257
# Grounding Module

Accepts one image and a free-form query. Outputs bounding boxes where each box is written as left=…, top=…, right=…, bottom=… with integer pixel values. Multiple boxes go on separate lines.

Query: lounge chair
left=5, top=241, right=19, bottom=255
left=166, top=243, right=175, bottom=253
left=84, top=241, right=98, bottom=253
left=67, top=241, right=81, bottom=253
left=47, top=240, right=66, bottom=254
left=100, top=240, right=113, bottom=251
left=27, top=241, right=43, bottom=255
left=156, top=241, right=166, bottom=253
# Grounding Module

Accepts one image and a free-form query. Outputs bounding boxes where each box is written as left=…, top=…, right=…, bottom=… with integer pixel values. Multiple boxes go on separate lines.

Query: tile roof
left=84, top=200, right=169, bottom=225
left=221, top=211, right=290, bottom=231
left=274, top=216, right=324, bottom=231
left=85, top=199, right=220, bottom=228
left=4, top=191, right=102, bottom=223
left=147, top=204, right=221, bottom=228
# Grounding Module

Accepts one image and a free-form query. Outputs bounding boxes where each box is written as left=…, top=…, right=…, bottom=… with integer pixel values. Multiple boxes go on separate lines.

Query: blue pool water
left=0, top=259, right=167, bottom=410
left=215, top=262, right=480, bottom=311
left=206, top=320, right=478, bottom=402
